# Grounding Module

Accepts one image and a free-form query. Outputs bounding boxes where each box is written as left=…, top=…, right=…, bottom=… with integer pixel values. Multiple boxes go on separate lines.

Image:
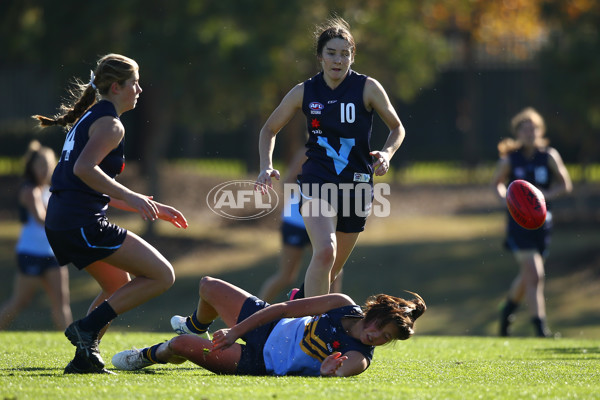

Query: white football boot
left=170, top=315, right=211, bottom=340
left=111, top=348, right=154, bottom=371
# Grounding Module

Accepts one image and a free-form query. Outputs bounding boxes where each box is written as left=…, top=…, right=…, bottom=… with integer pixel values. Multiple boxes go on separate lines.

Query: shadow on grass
left=1, top=367, right=63, bottom=377
left=535, top=347, right=600, bottom=360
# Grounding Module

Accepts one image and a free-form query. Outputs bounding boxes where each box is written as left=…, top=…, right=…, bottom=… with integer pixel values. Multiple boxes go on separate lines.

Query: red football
left=506, top=179, right=547, bottom=230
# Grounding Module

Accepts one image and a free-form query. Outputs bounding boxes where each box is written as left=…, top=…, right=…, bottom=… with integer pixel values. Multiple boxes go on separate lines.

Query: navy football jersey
left=508, top=148, right=553, bottom=199
left=505, top=148, right=554, bottom=249
left=46, top=100, right=124, bottom=230
left=300, top=70, right=374, bottom=186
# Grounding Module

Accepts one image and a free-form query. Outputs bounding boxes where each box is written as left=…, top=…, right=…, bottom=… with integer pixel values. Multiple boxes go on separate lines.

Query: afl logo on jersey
left=309, top=102, right=324, bottom=115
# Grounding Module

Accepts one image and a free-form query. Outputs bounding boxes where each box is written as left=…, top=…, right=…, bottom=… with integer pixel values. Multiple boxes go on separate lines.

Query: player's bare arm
left=545, top=147, right=573, bottom=199
left=212, top=293, right=354, bottom=350
left=324, top=350, right=369, bottom=377
left=492, top=157, right=511, bottom=200
left=257, top=83, right=305, bottom=188
left=74, top=116, right=159, bottom=221
left=364, top=77, right=405, bottom=175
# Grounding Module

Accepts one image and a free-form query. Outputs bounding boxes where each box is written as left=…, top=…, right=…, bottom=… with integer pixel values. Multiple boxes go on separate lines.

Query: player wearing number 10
left=256, top=18, right=406, bottom=298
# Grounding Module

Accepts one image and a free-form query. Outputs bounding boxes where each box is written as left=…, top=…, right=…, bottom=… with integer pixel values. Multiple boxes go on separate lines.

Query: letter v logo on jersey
left=317, top=137, right=355, bottom=175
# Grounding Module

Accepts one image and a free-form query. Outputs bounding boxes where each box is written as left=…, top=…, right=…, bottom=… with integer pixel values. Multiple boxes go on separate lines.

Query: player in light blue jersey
left=0, top=141, right=72, bottom=331
left=256, top=17, right=406, bottom=298
left=112, top=276, right=425, bottom=376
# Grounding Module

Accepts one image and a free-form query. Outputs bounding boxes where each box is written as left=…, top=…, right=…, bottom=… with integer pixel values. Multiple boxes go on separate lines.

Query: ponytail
left=33, top=84, right=97, bottom=128
left=32, top=53, right=138, bottom=129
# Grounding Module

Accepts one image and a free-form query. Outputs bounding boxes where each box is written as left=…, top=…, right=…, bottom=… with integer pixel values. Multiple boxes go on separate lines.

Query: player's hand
left=124, top=191, right=159, bottom=221
left=211, top=328, right=239, bottom=352
left=370, top=151, right=391, bottom=176
left=155, top=202, right=188, bottom=229
left=255, top=168, right=280, bottom=194
left=320, top=352, right=348, bottom=376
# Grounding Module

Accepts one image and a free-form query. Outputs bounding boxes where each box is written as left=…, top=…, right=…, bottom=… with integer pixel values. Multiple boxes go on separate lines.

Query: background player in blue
left=112, top=276, right=426, bottom=376
left=492, top=107, right=572, bottom=337
left=33, top=54, right=188, bottom=373
left=256, top=17, right=406, bottom=298
left=0, top=141, right=72, bottom=331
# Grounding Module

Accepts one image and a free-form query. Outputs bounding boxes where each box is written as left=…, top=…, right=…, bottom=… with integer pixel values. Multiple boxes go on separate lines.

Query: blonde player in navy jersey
left=33, top=54, right=188, bottom=374
left=112, top=276, right=425, bottom=376
left=492, top=107, right=572, bottom=337
left=256, top=17, right=406, bottom=299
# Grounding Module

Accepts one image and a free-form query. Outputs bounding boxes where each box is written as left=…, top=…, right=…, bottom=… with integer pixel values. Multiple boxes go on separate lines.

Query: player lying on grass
left=112, top=276, right=425, bottom=376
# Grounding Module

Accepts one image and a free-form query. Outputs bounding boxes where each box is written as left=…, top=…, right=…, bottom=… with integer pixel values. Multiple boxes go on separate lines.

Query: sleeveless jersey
left=16, top=184, right=54, bottom=256
left=263, top=305, right=374, bottom=376
left=46, top=100, right=124, bottom=230
left=508, top=148, right=553, bottom=207
left=300, top=70, right=374, bottom=186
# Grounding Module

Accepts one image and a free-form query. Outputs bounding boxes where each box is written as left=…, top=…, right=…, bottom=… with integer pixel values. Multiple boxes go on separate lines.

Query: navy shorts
left=298, top=183, right=372, bottom=233
left=45, top=217, right=127, bottom=270
left=281, top=222, right=311, bottom=248
left=235, top=296, right=279, bottom=376
left=16, top=253, right=61, bottom=277
left=504, top=211, right=552, bottom=256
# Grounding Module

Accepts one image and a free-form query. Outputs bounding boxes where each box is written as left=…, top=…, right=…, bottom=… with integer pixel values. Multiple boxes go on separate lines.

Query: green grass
left=1, top=332, right=598, bottom=399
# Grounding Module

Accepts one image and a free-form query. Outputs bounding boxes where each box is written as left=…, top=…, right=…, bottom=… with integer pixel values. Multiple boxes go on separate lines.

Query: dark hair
left=363, top=291, right=426, bottom=341
left=32, top=53, right=138, bottom=128
left=314, top=17, right=356, bottom=58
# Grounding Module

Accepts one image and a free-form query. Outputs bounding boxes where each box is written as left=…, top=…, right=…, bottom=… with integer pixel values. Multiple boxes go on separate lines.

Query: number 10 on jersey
left=340, top=102, right=355, bottom=123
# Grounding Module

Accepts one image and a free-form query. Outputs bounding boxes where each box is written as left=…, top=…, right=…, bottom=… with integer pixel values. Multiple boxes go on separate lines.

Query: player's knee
left=312, top=244, right=336, bottom=268
left=168, top=335, right=189, bottom=357
left=168, top=333, right=205, bottom=358
left=156, top=263, right=175, bottom=292
left=199, top=276, right=220, bottom=298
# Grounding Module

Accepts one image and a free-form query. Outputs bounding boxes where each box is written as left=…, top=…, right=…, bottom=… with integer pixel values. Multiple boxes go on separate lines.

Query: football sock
left=79, top=301, right=118, bottom=333
left=499, top=299, right=519, bottom=336
left=142, top=343, right=166, bottom=364
left=501, top=299, right=519, bottom=319
left=532, top=317, right=552, bottom=337
left=186, top=310, right=211, bottom=334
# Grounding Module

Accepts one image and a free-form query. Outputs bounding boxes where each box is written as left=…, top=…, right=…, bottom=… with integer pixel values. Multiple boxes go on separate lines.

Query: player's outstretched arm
left=212, top=293, right=354, bottom=351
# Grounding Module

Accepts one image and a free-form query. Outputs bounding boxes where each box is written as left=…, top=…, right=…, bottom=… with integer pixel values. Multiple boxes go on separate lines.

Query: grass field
left=0, top=165, right=599, bottom=399
left=1, top=332, right=599, bottom=399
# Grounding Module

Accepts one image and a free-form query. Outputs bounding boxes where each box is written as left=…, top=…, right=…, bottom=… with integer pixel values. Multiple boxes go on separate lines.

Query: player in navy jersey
left=256, top=18, right=406, bottom=298
left=111, top=276, right=425, bottom=376
left=491, top=107, right=572, bottom=337
left=33, top=54, right=188, bottom=374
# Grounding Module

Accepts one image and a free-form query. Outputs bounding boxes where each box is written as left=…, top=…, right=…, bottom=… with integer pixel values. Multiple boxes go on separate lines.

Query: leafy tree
left=538, top=0, right=600, bottom=166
